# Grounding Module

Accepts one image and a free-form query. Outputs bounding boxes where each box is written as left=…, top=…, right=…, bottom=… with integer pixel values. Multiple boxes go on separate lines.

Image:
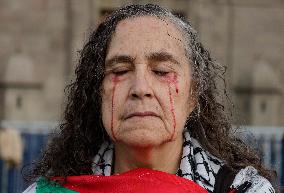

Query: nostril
left=131, top=93, right=152, bottom=99
left=132, top=93, right=139, bottom=98
left=145, top=93, right=151, bottom=97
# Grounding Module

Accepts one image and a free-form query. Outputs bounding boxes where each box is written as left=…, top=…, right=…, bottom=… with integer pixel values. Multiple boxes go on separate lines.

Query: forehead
left=107, top=16, right=187, bottom=60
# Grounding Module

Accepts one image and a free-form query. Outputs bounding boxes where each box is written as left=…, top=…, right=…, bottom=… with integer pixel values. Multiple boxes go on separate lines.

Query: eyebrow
left=146, top=51, right=181, bottom=66
left=105, top=51, right=181, bottom=68
left=105, top=55, right=136, bottom=68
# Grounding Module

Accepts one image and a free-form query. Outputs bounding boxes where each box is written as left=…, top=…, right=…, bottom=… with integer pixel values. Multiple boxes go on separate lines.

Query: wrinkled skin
left=102, top=16, right=195, bottom=148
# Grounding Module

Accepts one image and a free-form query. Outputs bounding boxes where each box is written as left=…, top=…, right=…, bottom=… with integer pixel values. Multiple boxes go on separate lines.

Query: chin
left=116, top=128, right=172, bottom=148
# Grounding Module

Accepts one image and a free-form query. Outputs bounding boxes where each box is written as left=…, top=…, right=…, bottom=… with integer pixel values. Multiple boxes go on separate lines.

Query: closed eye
left=113, top=70, right=129, bottom=76
left=153, top=70, right=169, bottom=76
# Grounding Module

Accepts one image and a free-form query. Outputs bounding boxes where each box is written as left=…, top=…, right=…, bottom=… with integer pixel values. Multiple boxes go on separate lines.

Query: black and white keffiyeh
left=22, top=131, right=275, bottom=193
left=230, top=166, right=275, bottom=193
left=92, top=130, right=275, bottom=193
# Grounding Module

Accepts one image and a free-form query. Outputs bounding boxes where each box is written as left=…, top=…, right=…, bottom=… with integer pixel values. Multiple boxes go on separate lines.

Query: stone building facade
left=0, top=0, right=283, bottom=126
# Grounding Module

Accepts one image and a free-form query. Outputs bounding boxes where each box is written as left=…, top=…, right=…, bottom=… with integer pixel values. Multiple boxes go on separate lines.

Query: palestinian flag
left=36, top=168, right=208, bottom=193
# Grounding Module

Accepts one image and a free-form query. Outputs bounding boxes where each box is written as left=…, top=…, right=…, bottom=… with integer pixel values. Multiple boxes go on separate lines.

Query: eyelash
left=153, top=70, right=170, bottom=76
left=111, top=69, right=170, bottom=76
left=112, top=70, right=129, bottom=76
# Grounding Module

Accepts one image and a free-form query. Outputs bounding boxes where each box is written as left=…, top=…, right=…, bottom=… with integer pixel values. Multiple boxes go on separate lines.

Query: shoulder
left=214, top=165, right=275, bottom=193
left=230, top=166, right=275, bottom=193
left=23, top=183, right=36, bottom=193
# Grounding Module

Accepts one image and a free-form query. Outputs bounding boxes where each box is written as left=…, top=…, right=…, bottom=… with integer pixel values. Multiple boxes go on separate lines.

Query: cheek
left=101, top=82, right=113, bottom=133
left=101, top=77, right=129, bottom=140
left=151, top=80, right=177, bottom=131
left=169, top=77, right=193, bottom=131
left=101, top=78, right=118, bottom=129
left=175, top=79, right=193, bottom=119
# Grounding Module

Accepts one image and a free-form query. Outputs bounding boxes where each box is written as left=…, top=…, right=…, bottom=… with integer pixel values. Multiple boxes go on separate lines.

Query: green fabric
left=36, top=177, right=78, bottom=193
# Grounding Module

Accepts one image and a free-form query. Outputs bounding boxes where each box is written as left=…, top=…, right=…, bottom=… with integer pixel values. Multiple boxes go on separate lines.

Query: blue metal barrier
left=2, top=132, right=49, bottom=193
left=0, top=121, right=52, bottom=193
left=280, top=136, right=284, bottom=186
left=0, top=123, right=283, bottom=193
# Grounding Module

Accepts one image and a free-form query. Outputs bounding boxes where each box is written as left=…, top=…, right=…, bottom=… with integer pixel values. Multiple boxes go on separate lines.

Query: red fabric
left=62, top=168, right=208, bottom=193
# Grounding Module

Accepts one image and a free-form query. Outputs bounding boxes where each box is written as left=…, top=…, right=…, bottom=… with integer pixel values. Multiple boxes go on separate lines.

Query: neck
left=113, top=136, right=183, bottom=175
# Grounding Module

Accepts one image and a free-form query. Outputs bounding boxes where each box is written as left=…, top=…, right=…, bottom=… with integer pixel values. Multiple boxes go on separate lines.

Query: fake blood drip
left=173, top=74, right=179, bottom=94
left=111, top=76, right=119, bottom=141
left=168, top=84, right=176, bottom=140
left=165, top=74, right=178, bottom=140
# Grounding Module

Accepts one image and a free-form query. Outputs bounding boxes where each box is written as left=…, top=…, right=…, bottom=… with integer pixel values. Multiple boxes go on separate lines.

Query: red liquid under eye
left=168, top=84, right=176, bottom=140
left=163, top=74, right=178, bottom=140
left=110, top=74, right=179, bottom=141
left=111, top=76, right=120, bottom=141
left=162, top=74, right=179, bottom=94
left=173, top=74, right=179, bottom=94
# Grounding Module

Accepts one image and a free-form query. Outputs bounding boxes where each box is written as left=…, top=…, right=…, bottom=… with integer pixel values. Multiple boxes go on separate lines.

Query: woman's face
left=101, top=16, right=195, bottom=147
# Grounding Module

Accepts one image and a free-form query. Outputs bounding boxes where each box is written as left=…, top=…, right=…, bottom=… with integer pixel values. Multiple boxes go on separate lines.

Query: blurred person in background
left=23, top=4, right=276, bottom=193
left=0, top=127, right=23, bottom=167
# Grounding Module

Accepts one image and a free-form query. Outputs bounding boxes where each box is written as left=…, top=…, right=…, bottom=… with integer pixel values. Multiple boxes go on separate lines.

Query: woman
left=24, top=4, right=276, bottom=193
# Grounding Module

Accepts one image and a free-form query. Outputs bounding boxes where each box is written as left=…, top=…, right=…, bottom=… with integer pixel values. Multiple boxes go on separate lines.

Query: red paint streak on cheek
left=173, top=74, right=179, bottom=94
left=111, top=76, right=120, bottom=141
left=168, top=84, right=176, bottom=140
left=162, top=74, right=179, bottom=94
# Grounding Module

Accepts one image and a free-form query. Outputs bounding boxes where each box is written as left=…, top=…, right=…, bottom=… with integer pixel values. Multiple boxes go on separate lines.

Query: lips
left=125, top=111, right=159, bottom=119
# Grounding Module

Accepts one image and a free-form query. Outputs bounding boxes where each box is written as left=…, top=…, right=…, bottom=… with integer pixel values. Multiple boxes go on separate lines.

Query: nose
left=129, top=70, right=153, bottom=100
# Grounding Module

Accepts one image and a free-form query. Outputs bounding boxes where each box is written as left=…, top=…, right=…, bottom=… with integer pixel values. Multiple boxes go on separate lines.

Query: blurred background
left=0, top=0, right=284, bottom=192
